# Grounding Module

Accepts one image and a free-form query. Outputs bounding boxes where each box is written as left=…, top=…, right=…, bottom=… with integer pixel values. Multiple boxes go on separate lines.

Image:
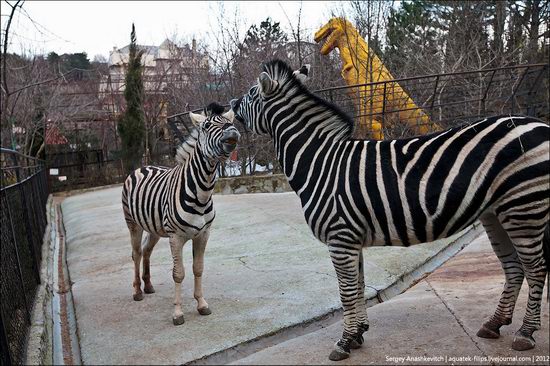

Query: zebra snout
left=221, top=129, right=240, bottom=150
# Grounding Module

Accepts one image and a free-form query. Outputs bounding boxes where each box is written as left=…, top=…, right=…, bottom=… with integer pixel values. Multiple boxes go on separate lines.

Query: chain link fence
left=1, top=148, right=49, bottom=365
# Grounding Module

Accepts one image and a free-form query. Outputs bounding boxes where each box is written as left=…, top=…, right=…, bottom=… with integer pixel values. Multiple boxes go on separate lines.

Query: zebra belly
left=128, top=196, right=169, bottom=237
left=162, top=208, right=215, bottom=239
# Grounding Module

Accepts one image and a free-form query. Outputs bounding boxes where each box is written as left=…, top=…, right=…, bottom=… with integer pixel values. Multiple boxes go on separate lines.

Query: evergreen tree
left=233, top=18, right=289, bottom=93
left=239, top=17, right=288, bottom=60
left=385, top=1, right=440, bottom=75
left=64, top=52, right=91, bottom=80
left=47, top=52, right=60, bottom=67
left=47, top=51, right=91, bottom=79
left=117, top=23, right=145, bottom=172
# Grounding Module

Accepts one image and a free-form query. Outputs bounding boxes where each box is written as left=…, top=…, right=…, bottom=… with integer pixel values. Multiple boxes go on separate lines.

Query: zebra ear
left=223, top=108, right=234, bottom=122
left=230, top=98, right=241, bottom=112
left=293, top=64, right=310, bottom=83
left=258, top=72, right=277, bottom=95
left=189, top=111, right=206, bottom=125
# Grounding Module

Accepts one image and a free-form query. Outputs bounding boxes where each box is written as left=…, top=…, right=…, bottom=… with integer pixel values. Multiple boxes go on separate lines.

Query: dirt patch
left=428, top=252, right=503, bottom=281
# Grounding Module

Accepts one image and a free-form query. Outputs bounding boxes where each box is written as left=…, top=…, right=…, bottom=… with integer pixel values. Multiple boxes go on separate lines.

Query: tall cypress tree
left=118, top=23, right=145, bottom=172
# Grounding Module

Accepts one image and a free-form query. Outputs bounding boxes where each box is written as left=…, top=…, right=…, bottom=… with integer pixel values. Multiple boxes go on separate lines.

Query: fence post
left=510, top=66, right=530, bottom=115
left=526, top=66, right=546, bottom=96
left=381, top=82, right=387, bottom=130
left=10, top=150, right=20, bottom=182
left=481, top=69, right=497, bottom=116
left=429, top=75, right=440, bottom=112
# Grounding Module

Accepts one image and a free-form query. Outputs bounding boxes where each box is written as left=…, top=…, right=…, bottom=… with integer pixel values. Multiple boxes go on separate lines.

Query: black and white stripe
left=121, top=103, right=239, bottom=324
left=231, top=60, right=549, bottom=360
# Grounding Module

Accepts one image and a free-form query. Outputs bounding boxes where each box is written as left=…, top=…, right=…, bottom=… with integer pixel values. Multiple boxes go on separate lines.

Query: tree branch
left=2, top=0, right=24, bottom=96
left=8, top=68, right=80, bottom=95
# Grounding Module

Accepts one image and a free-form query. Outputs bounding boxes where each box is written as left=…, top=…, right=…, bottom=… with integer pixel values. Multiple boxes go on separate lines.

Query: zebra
left=230, top=59, right=549, bottom=361
left=121, top=103, right=240, bottom=325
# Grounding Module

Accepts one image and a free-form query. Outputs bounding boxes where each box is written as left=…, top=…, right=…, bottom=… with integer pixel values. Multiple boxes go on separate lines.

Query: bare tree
left=1, top=0, right=98, bottom=157
left=2, top=0, right=28, bottom=149
left=281, top=1, right=305, bottom=66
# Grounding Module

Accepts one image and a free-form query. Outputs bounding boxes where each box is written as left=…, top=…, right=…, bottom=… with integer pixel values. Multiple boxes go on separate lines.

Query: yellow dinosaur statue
left=314, top=17, right=438, bottom=139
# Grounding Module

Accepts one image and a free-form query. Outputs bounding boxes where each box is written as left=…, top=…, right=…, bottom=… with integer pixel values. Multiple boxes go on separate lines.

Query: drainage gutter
left=51, top=200, right=82, bottom=365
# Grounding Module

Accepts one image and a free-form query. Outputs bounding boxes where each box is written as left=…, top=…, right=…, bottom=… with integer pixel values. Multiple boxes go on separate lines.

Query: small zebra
left=230, top=59, right=549, bottom=361
left=122, top=103, right=239, bottom=325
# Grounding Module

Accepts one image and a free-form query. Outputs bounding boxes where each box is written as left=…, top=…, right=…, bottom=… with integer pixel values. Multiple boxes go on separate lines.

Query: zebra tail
left=544, top=222, right=549, bottom=302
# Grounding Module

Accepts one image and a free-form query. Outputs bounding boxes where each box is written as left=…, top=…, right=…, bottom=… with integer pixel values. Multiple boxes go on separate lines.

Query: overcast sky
left=2, top=1, right=346, bottom=59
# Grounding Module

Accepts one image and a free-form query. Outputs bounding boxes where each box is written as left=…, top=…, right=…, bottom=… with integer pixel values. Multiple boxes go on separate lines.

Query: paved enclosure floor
left=59, top=186, right=548, bottom=364
left=232, top=236, right=549, bottom=365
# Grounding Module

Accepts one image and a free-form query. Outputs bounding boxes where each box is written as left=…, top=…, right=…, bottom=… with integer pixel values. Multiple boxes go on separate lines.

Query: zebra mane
left=175, top=128, right=199, bottom=165
left=262, top=59, right=355, bottom=140
left=205, top=102, right=225, bottom=116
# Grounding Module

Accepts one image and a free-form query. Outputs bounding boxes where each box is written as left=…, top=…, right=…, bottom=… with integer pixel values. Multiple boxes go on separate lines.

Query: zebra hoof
left=198, top=306, right=212, bottom=316
left=350, top=334, right=364, bottom=349
left=172, top=314, right=185, bottom=326
left=477, top=325, right=500, bottom=339
left=512, top=334, right=535, bottom=351
left=328, top=348, right=350, bottom=361
left=144, top=284, right=155, bottom=294
left=133, top=293, right=144, bottom=301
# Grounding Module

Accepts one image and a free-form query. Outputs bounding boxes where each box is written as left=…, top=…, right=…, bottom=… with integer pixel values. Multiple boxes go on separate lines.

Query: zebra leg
left=170, top=235, right=186, bottom=325
left=142, top=233, right=160, bottom=294
left=477, top=213, right=524, bottom=339
left=350, top=249, right=369, bottom=349
left=328, top=243, right=361, bottom=361
left=130, top=226, right=144, bottom=301
left=501, top=218, right=547, bottom=351
left=192, top=229, right=211, bottom=315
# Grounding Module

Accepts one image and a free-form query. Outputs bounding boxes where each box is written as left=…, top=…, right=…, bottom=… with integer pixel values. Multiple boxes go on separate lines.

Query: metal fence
left=315, top=63, right=549, bottom=139
left=168, top=63, right=549, bottom=166
left=46, top=149, right=127, bottom=192
left=45, top=63, right=549, bottom=191
left=1, top=148, right=49, bottom=365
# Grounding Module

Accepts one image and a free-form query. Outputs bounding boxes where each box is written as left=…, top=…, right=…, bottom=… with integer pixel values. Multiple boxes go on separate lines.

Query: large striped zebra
left=122, top=103, right=239, bottom=325
left=230, top=59, right=549, bottom=361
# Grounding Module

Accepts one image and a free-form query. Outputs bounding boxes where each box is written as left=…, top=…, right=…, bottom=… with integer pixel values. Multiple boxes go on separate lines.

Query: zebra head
left=189, top=103, right=240, bottom=162
left=231, top=61, right=310, bottom=135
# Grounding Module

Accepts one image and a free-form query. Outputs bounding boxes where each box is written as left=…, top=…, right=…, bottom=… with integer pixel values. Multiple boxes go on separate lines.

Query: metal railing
left=167, top=63, right=548, bottom=171
left=46, top=149, right=127, bottom=192
left=1, top=148, right=49, bottom=365
left=45, top=63, right=547, bottom=189
left=315, top=63, right=549, bottom=138
left=48, top=158, right=127, bottom=192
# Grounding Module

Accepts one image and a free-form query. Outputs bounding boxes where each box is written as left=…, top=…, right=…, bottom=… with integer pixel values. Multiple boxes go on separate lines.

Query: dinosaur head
left=314, top=17, right=357, bottom=55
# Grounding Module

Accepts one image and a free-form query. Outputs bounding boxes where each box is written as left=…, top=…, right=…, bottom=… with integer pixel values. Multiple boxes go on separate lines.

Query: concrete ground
left=232, top=236, right=549, bottom=365
left=60, top=186, right=548, bottom=365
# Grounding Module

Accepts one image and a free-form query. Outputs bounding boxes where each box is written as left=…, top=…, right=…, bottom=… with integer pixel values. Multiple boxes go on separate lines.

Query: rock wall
left=214, top=174, right=292, bottom=195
